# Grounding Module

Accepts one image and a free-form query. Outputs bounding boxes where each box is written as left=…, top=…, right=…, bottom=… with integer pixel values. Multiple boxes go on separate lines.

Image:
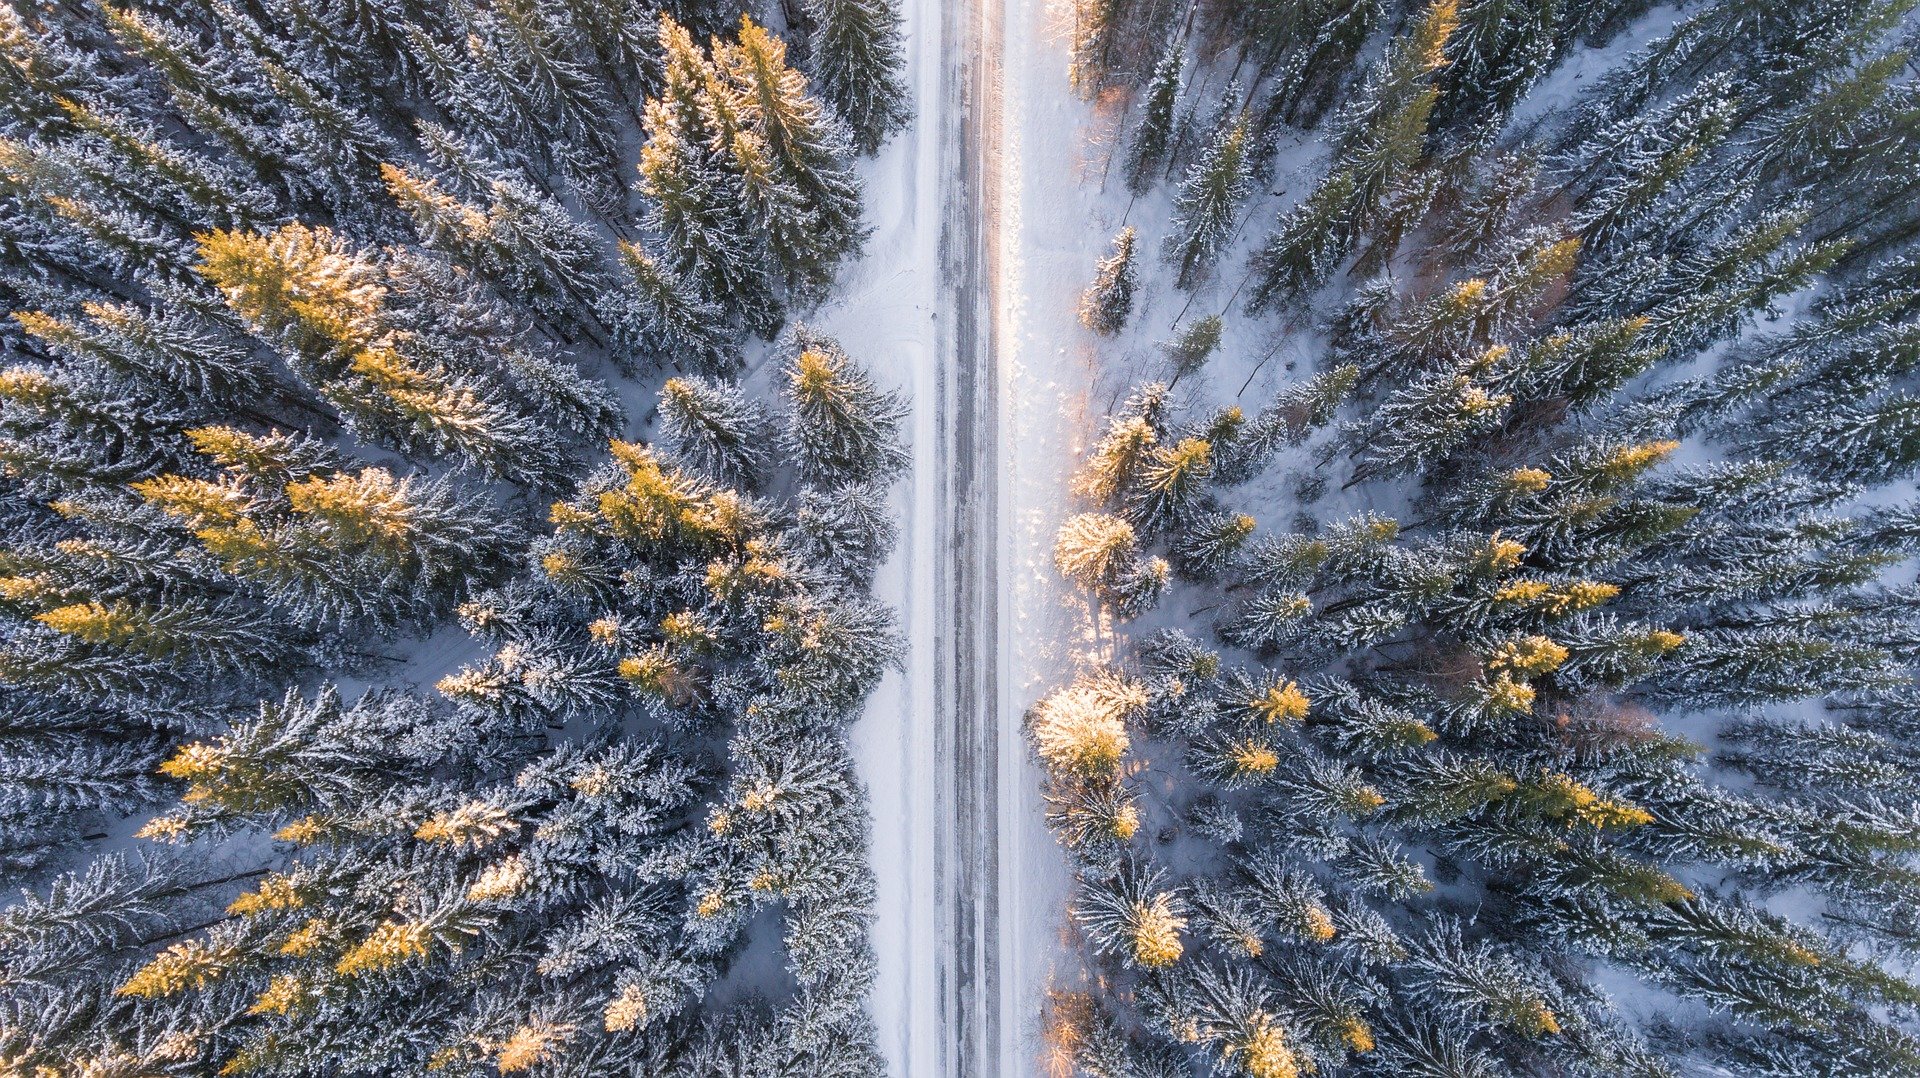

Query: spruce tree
left=639, top=93, right=775, bottom=333
left=1167, top=315, right=1224, bottom=381
left=196, top=223, right=577, bottom=483
left=722, top=16, right=866, bottom=286
left=1056, top=512, right=1141, bottom=592
left=1166, top=111, right=1252, bottom=289
left=1128, top=436, right=1215, bottom=534
left=782, top=329, right=908, bottom=485
left=1075, top=383, right=1168, bottom=506
left=658, top=375, right=773, bottom=489
left=796, top=480, right=898, bottom=586
left=606, top=239, right=741, bottom=374
left=1080, top=226, right=1139, bottom=335
left=1346, top=346, right=1515, bottom=483
left=801, top=0, right=909, bottom=154
left=1437, top=0, right=1563, bottom=128
left=1246, top=171, right=1359, bottom=312
left=1125, top=40, right=1185, bottom=195
left=639, top=16, right=777, bottom=331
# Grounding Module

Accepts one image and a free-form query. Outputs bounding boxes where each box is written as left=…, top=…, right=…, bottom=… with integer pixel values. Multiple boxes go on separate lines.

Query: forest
left=0, top=0, right=910, bottom=1074
left=5, top=0, right=1920, bottom=1073
left=1043, top=0, right=1920, bottom=1075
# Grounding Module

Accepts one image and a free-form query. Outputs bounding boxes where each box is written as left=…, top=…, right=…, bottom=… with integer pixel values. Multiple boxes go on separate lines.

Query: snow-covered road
left=933, top=0, right=1006, bottom=1071
left=831, top=0, right=1084, bottom=1072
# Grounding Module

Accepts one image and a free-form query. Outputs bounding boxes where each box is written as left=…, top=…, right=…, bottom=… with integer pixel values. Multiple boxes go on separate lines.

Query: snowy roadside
left=997, top=0, right=1103, bottom=1071
left=835, top=0, right=1077, bottom=1069
left=817, top=0, right=944, bottom=1070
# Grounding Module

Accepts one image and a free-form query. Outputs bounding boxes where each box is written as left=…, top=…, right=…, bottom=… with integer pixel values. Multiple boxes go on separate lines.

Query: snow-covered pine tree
left=658, top=375, right=773, bottom=489
left=1166, top=314, right=1224, bottom=381
left=606, top=238, right=742, bottom=374
left=640, top=16, right=779, bottom=332
left=1165, top=106, right=1251, bottom=290
left=196, top=223, right=578, bottom=484
left=1124, top=39, right=1185, bottom=195
left=1249, top=0, right=1458, bottom=311
left=800, top=0, right=909, bottom=154
left=1080, top=226, right=1139, bottom=335
left=796, top=479, right=899, bottom=586
left=721, top=17, right=866, bottom=291
left=1436, top=0, right=1563, bottom=129
left=782, top=328, right=908, bottom=486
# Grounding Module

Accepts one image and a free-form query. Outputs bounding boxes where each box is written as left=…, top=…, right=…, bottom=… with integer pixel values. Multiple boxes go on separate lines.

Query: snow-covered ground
left=994, top=0, right=1101, bottom=1072
left=815, top=0, right=943, bottom=1071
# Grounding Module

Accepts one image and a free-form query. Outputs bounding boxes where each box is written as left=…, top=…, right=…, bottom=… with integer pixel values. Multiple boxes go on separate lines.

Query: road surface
left=839, top=0, right=1080, bottom=1073
left=935, top=0, right=1005, bottom=1071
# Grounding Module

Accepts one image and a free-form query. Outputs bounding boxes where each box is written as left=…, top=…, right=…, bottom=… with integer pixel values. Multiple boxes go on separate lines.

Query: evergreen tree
left=1068, top=0, right=1129, bottom=94
left=796, top=480, right=898, bottom=586
left=1176, top=959, right=1307, bottom=1078
left=1173, top=511, right=1257, bottom=580
left=1166, top=111, right=1251, bottom=289
left=1329, top=0, right=1456, bottom=214
left=1166, top=315, right=1224, bottom=381
left=658, top=375, right=773, bottom=489
left=202, top=224, right=586, bottom=483
left=1075, top=384, right=1168, bottom=506
left=381, top=162, right=606, bottom=327
left=1080, top=226, right=1139, bottom=335
left=606, top=239, right=742, bottom=374
left=1346, top=345, right=1515, bottom=483
left=1250, top=0, right=1457, bottom=311
left=639, top=91, right=776, bottom=333
left=639, top=16, right=776, bottom=330
left=136, top=427, right=520, bottom=630
left=1437, top=0, right=1563, bottom=128
left=721, top=16, right=866, bottom=290
left=1403, top=923, right=1561, bottom=1037
left=53, top=97, right=274, bottom=231
left=1056, top=512, right=1141, bottom=592
left=782, top=329, right=908, bottom=485
left=1030, top=668, right=1145, bottom=778
left=1246, top=171, right=1360, bottom=313
left=1562, top=73, right=1739, bottom=249
left=1077, top=860, right=1188, bottom=969
left=800, top=0, right=909, bottom=154
left=1125, top=40, right=1185, bottom=195
left=14, top=296, right=276, bottom=410
left=1128, top=436, right=1214, bottom=534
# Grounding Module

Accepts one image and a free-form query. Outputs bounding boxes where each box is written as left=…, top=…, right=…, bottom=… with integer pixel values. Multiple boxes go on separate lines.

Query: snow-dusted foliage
left=1043, top=0, right=1920, bottom=1075
left=0, top=1, right=906, bottom=1072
